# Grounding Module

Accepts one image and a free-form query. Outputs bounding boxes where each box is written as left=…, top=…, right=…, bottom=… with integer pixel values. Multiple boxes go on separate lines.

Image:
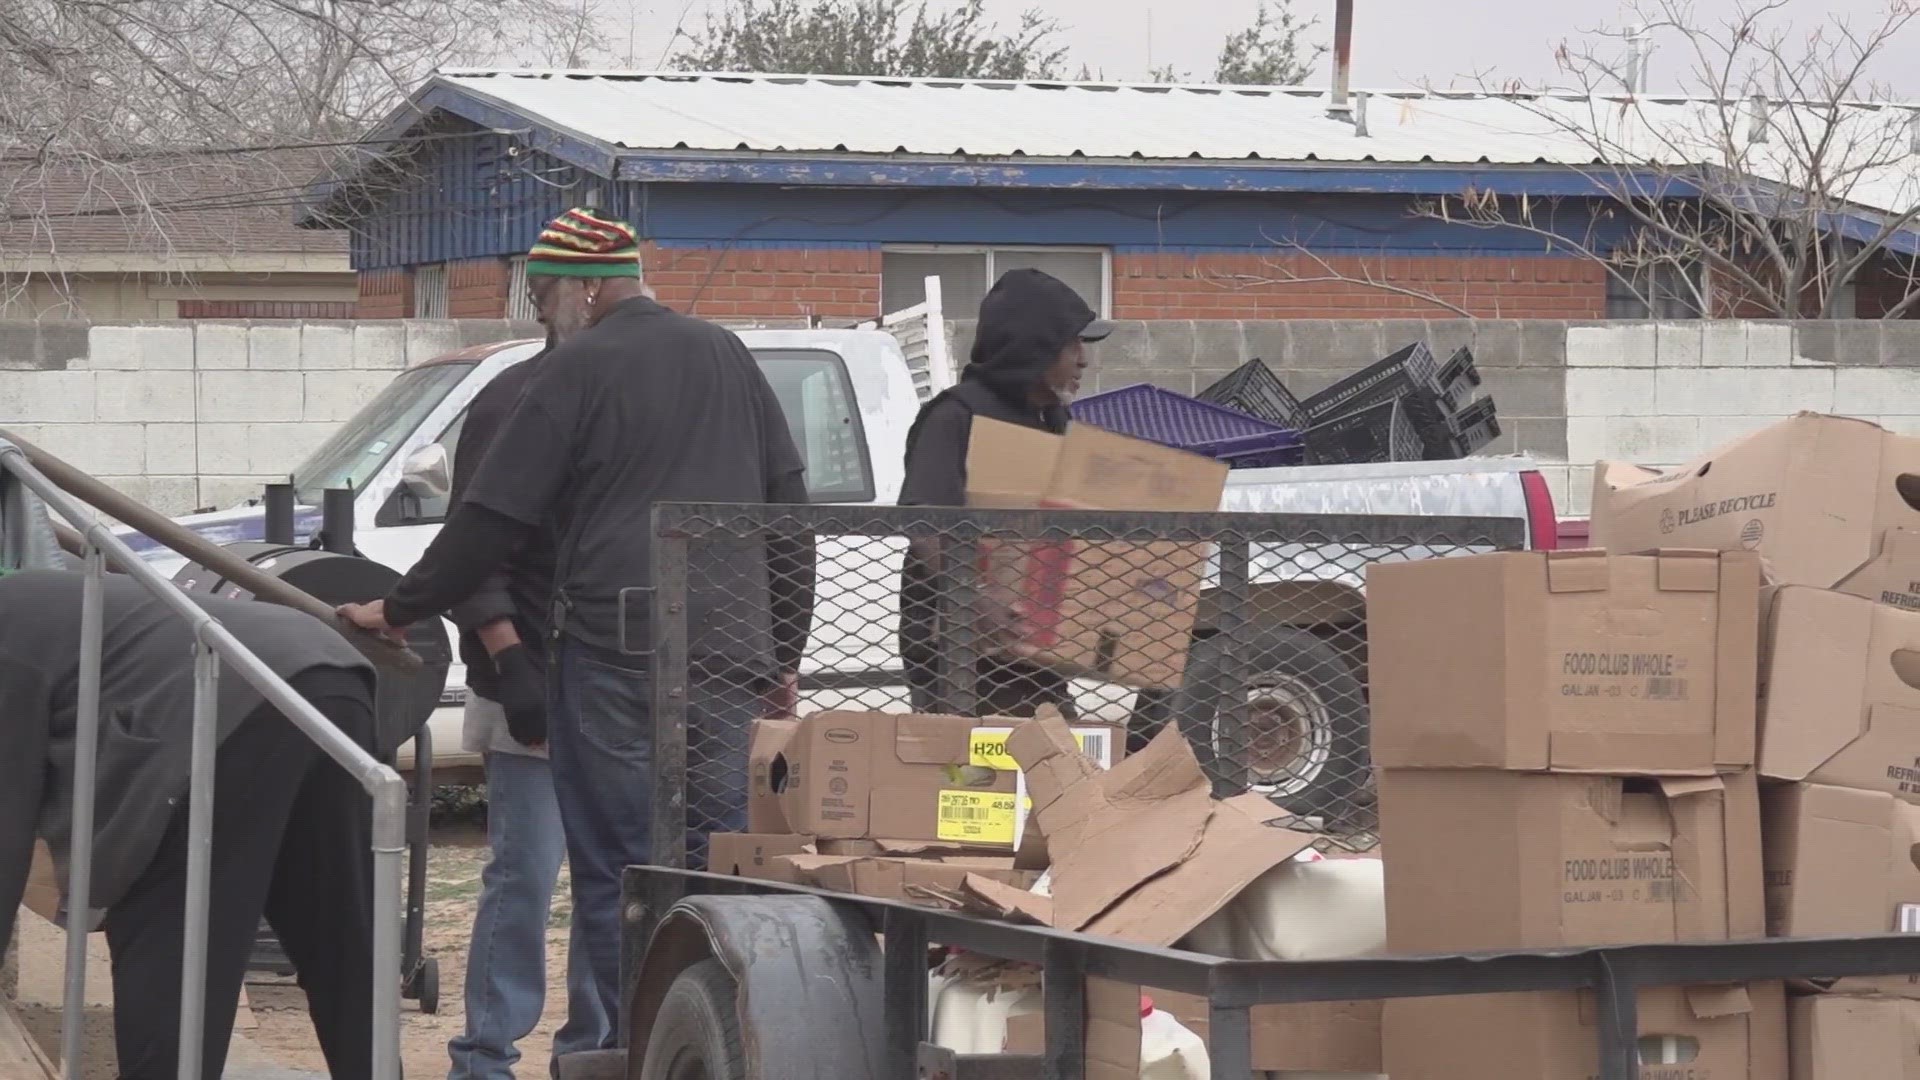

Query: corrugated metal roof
left=428, top=70, right=1919, bottom=216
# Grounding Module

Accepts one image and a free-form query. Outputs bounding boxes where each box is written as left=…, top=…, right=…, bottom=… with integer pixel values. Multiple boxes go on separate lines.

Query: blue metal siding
left=349, top=127, right=610, bottom=270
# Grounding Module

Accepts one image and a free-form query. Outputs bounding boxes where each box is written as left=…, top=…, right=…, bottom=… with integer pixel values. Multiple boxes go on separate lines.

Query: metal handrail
left=0, top=441, right=407, bottom=1080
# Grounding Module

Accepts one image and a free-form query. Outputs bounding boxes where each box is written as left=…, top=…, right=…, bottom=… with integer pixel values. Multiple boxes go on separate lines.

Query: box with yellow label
left=772, top=712, right=1124, bottom=849
left=773, top=711, right=1020, bottom=846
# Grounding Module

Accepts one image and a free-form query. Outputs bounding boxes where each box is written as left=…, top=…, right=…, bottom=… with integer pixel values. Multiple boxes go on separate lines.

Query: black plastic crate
left=1301, top=342, right=1443, bottom=422
left=1302, top=398, right=1424, bottom=465
left=1452, top=396, right=1501, bottom=456
left=1438, top=346, right=1482, bottom=410
left=1197, top=358, right=1306, bottom=429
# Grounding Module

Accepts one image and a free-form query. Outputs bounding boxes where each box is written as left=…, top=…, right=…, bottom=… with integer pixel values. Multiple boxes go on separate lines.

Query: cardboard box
left=774, top=711, right=1015, bottom=845
left=1004, top=716, right=1325, bottom=1080
left=705, top=832, right=815, bottom=882
left=747, top=719, right=798, bottom=834
left=1155, top=992, right=1382, bottom=1074
left=775, top=852, right=1039, bottom=906
left=1790, top=994, right=1920, bottom=1080
left=1759, top=587, right=1920, bottom=798
left=1369, top=549, right=1762, bottom=773
left=1379, top=769, right=1764, bottom=952
left=1837, top=528, right=1920, bottom=612
left=1592, top=412, right=1920, bottom=593
left=1385, top=981, right=1787, bottom=1080
left=1763, top=783, right=1920, bottom=938
left=965, top=417, right=1229, bottom=689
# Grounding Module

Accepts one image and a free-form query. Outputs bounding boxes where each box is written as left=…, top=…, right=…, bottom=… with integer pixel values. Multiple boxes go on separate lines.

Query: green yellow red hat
left=526, top=208, right=641, bottom=278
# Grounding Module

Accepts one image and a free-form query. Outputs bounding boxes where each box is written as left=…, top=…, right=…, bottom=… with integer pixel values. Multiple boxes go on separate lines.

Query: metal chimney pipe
left=1624, top=24, right=1649, bottom=94
left=1748, top=94, right=1770, bottom=143
left=263, top=481, right=295, bottom=545
left=1354, top=91, right=1371, bottom=137
left=1327, top=0, right=1354, bottom=119
left=321, top=487, right=355, bottom=555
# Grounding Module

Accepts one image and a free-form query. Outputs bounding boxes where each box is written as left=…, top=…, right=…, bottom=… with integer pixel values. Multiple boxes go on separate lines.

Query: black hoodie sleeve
left=898, top=396, right=971, bottom=507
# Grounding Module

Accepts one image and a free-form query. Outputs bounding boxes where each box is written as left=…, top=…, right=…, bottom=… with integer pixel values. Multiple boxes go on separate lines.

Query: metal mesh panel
left=646, top=503, right=1526, bottom=867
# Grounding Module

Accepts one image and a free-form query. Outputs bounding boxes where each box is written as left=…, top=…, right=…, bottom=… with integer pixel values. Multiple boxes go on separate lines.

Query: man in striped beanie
left=523, top=207, right=647, bottom=337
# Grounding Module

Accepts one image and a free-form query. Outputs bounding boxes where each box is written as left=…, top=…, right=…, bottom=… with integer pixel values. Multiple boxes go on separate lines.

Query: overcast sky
left=593, top=0, right=1920, bottom=95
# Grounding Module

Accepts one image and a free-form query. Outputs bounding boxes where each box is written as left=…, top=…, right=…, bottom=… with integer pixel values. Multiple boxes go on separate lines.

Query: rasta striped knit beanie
left=526, top=208, right=642, bottom=278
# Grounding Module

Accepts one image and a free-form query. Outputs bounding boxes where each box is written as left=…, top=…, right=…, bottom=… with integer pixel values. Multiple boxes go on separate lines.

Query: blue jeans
left=446, top=749, right=597, bottom=1079
left=545, top=640, right=760, bottom=1054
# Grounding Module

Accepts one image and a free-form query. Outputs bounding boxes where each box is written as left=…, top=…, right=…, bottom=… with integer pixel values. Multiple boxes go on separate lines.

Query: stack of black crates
left=1197, top=343, right=1501, bottom=466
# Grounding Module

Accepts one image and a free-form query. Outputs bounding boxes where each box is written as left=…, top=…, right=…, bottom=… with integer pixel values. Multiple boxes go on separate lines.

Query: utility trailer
left=552, top=500, right=1920, bottom=1079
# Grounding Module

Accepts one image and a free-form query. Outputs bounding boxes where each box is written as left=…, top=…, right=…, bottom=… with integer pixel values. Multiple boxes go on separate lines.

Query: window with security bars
left=1605, top=260, right=1704, bottom=319
left=882, top=246, right=1108, bottom=318
left=413, top=262, right=449, bottom=319
left=507, top=256, right=537, bottom=322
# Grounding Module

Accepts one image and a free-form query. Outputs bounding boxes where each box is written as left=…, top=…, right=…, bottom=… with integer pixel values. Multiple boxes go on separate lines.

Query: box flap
left=966, top=417, right=1060, bottom=508
left=893, top=714, right=976, bottom=767
left=1050, top=424, right=1228, bottom=512
left=1544, top=549, right=1610, bottom=593
left=1658, top=551, right=1727, bottom=592
left=959, top=873, right=1054, bottom=925
left=1760, top=587, right=1876, bottom=783
left=1837, top=527, right=1920, bottom=611
left=1685, top=983, right=1752, bottom=1020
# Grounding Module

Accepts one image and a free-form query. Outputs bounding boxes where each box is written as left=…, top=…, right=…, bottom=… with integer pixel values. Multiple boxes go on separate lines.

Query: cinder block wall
left=5, top=315, right=1918, bottom=521
left=0, top=319, right=537, bottom=513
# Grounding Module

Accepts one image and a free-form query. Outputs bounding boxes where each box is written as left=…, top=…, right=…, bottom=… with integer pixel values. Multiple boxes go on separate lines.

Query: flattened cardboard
left=773, top=711, right=1016, bottom=845
left=965, top=417, right=1228, bottom=689
left=1592, top=412, right=1920, bottom=592
left=774, top=853, right=1038, bottom=907
left=1385, top=981, right=1787, bottom=1080
left=705, top=832, right=814, bottom=882
left=1790, top=994, right=1920, bottom=1080
left=1763, top=783, right=1920, bottom=999
left=1007, top=715, right=1322, bottom=1080
left=746, top=719, right=798, bottom=834
left=1379, top=768, right=1764, bottom=953
left=1759, top=586, right=1920, bottom=798
left=1368, top=548, right=1761, bottom=773
left=1155, top=991, right=1382, bottom=1074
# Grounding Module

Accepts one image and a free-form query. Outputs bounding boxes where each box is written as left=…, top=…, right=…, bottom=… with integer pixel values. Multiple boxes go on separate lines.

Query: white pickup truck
left=120, top=326, right=1559, bottom=814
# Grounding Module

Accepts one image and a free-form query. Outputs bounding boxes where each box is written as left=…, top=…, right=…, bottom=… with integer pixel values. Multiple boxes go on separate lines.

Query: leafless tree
left=0, top=0, right=608, bottom=314
left=1410, top=0, right=1920, bottom=319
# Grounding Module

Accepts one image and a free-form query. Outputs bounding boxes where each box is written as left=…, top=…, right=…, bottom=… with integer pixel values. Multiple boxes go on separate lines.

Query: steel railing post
left=176, top=637, right=220, bottom=1079
left=59, top=542, right=105, bottom=1080
left=369, top=773, right=408, bottom=1080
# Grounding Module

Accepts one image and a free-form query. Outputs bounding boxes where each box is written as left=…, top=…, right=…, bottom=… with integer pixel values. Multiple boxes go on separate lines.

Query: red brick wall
left=1850, top=260, right=1920, bottom=319
left=179, top=300, right=356, bottom=319
left=642, top=245, right=882, bottom=320
left=448, top=258, right=511, bottom=319
left=1112, top=252, right=1608, bottom=320
left=356, top=267, right=411, bottom=319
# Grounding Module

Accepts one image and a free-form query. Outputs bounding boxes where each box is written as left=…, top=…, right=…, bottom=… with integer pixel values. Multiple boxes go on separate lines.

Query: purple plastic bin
left=1069, top=383, right=1303, bottom=467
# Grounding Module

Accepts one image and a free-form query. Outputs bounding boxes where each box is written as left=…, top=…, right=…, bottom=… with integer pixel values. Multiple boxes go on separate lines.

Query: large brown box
left=1369, top=549, right=1761, bottom=774
left=1759, top=586, right=1920, bottom=798
left=774, top=711, right=1016, bottom=846
left=965, top=417, right=1228, bottom=689
left=1790, top=994, right=1920, bottom=1080
left=1379, top=768, right=1765, bottom=953
left=1386, top=982, right=1788, bottom=1080
left=1593, top=412, right=1920, bottom=594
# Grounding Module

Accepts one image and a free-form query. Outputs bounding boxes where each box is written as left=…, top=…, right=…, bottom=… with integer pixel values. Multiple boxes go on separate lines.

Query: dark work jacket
left=0, top=570, right=375, bottom=936
left=446, top=350, right=556, bottom=702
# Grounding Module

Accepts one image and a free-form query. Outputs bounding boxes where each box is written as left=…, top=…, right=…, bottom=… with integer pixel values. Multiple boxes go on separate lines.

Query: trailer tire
left=638, top=959, right=748, bottom=1080
left=1136, top=627, right=1371, bottom=827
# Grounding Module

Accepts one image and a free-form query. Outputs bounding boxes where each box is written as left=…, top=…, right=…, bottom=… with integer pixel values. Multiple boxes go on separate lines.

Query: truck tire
left=1137, top=627, right=1371, bottom=828
left=638, top=959, right=748, bottom=1080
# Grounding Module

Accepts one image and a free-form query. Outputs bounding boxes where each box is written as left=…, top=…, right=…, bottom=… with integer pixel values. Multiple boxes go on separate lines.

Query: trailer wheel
left=638, top=959, right=747, bottom=1080
left=1136, top=627, right=1371, bottom=826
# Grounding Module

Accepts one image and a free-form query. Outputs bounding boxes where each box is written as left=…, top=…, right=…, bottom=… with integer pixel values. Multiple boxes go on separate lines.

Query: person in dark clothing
left=442, top=330, right=600, bottom=1077
left=897, top=268, right=1110, bottom=718
left=0, top=569, right=382, bottom=1080
left=339, top=208, right=816, bottom=1054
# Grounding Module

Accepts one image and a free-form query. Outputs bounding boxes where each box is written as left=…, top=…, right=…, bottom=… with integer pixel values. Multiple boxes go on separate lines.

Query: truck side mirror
left=400, top=443, right=451, bottom=500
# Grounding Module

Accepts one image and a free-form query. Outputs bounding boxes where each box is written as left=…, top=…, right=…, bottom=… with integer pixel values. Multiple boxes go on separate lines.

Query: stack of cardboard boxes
left=1368, top=544, right=1783, bottom=1079
left=1595, top=412, right=1920, bottom=1079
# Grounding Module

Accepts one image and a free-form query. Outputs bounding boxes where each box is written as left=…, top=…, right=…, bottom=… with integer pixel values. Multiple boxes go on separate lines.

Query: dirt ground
left=14, top=822, right=577, bottom=1079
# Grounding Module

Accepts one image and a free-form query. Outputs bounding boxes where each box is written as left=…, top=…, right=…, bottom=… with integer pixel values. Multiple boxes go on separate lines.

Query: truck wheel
left=1145, top=627, right=1371, bottom=828
left=638, top=959, right=748, bottom=1080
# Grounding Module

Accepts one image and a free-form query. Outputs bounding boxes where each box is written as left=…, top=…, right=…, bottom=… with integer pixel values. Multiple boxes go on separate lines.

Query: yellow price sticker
left=969, top=727, right=1112, bottom=772
left=936, top=790, right=1017, bottom=845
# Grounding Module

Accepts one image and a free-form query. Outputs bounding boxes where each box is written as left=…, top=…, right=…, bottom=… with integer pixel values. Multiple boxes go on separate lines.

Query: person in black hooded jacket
left=896, top=268, right=1111, bottom=717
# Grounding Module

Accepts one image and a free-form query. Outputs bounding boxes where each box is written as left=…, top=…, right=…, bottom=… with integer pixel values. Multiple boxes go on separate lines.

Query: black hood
left=961, top=269, right=1111, bottom=403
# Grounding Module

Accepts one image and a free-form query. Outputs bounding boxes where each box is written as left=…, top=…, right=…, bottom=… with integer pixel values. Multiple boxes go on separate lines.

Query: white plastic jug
left=927, top=973, right=1040, bottom=1056
left=1233, top=856, right=1386, bottom=963
left=1140, top=1002, right=1211, bottom=1080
